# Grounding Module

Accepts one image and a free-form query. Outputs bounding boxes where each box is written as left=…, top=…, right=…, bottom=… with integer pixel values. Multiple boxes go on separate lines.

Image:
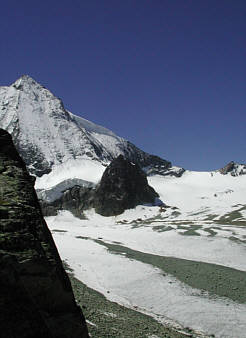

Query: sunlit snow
left=40, top=157, right=246, bottom=337
left=46, top=209, right=246, bottom=338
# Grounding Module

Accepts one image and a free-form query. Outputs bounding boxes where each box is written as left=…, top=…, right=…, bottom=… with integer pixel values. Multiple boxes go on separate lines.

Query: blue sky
left=1, top=0, right=245, bottom=170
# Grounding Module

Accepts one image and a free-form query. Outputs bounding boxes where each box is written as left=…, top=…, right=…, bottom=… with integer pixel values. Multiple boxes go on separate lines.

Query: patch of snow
left=103, top=312, right=117, bottom=318
left=86, top=320, right=97, bottom=327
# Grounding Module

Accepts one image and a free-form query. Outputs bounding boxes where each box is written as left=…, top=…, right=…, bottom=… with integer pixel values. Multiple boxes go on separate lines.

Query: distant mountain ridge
left=0, top=75, right=179, bottom=177
left=219, top=161, right=246, bottom=176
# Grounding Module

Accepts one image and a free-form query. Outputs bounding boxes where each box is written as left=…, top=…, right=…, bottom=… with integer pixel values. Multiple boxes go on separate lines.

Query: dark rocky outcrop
left=40, top=156, right=161, bottom=218
left=121, top=141, right=172, bottom=175
left=219, top=161, right=246, bottom=176
left=41, top=185, right=95, bottom=219
left=147, top=166, right=185, bottom=178
left=0, top=129, right=88, bottom=338
left=219, top=161, right=236, bottom=175
left=94, top=155, right=160, bottom=216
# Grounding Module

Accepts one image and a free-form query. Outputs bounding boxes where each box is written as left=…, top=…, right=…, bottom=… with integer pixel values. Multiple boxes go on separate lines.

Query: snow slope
left=37, top=156, right=246, bottom=223
left=148, top=169, right=246, bottom=220
left=46, top=208, right=246, bottom=338
left=44, top=168, right=246, bottom=338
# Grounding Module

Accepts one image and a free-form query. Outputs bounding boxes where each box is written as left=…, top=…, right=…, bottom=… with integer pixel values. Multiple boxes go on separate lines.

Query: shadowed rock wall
left=0, top=129, right=88, bottom=338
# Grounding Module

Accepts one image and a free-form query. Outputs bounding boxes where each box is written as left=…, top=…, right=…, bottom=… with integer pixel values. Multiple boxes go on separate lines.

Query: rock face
left=41, top=185, right=95, bottom=219
left=94, top=155, right=160, bottom=216
left=0, top=129, right=88, bottom=338
left=219, top=161, right=246, bottom=176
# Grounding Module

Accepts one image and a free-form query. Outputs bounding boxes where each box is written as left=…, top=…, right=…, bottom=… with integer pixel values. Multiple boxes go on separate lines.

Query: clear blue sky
left=1, top=0, right=245, bottom=170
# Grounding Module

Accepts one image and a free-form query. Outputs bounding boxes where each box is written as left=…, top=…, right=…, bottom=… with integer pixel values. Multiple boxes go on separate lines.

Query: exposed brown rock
left=219, top=161, right=235, bottom=175
left=219, top=161, right=246, bottom=176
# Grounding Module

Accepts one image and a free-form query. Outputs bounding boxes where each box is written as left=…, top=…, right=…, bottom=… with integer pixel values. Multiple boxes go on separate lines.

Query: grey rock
left=41, top=185, right=95, bottom=219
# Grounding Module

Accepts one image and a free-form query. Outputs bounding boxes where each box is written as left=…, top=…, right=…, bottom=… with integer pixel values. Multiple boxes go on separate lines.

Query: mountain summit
left=0, top=75, right=177, bottom=177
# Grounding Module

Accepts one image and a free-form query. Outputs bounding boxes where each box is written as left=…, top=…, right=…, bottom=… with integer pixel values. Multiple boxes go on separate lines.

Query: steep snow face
left=0, top=75, right=171, bottom=177
left=0, top=75, right=111, bottom=176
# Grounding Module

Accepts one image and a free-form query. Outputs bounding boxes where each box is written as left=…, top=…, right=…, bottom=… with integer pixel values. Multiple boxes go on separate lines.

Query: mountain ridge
left=0, top=75, right=175, bottom=178
left=0, top=75, right=244, bottom=183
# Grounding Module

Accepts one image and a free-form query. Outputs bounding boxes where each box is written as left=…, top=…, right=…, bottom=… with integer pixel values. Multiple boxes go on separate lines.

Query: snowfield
left=44, top=169, right=246, bottom=338
left=149, top=170, right=246, bottom=218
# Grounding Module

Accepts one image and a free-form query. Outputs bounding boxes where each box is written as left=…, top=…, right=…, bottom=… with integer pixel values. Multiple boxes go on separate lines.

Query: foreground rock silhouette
left=0, top=129, right=88, bottom=338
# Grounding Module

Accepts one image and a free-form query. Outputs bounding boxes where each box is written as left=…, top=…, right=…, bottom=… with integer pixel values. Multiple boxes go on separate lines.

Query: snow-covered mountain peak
left=13, top=74, right=41, bottom=89
left=0, top=76, right=172, bottom=178
left=11, top=75, right=64, bottom=108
